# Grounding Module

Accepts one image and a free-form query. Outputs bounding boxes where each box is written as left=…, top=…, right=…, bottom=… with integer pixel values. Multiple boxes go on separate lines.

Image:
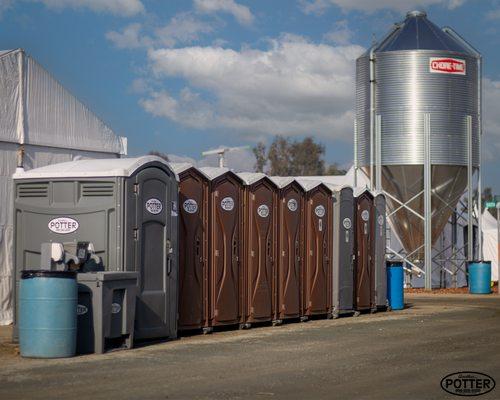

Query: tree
left=148, top=151, right=169, bottom=162
left=252, top=142, right=267, bottom=173
left=290, top=137, right=325, bottom=176
left=482, top=187, right=495, bottom=216
left=252, top=135, right=347, bottom=176
left=324, top=163, right=347, bottom=176
left=267, top=136, right=294, bottom=175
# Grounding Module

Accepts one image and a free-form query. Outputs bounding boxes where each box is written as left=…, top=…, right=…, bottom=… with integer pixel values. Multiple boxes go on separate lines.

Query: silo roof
left=374, top=11, right=476, bottom=55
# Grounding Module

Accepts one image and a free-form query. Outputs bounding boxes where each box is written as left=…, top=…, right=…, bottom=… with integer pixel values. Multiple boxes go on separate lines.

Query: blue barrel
left=19, top=270, right=77, bottom=358
left=387, top=262, right=404, bottom=310
left=468, top=262, right=492, bottom=294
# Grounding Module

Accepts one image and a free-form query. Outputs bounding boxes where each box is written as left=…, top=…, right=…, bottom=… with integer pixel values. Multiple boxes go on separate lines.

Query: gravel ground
left=0, top=293, right=499, bottom=400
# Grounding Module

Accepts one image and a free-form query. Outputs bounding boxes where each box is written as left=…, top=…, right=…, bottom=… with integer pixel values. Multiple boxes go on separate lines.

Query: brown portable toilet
left=237, top=173, right=278, bottom=328
left=297, top=180, right=333, bottom=320
left=170, top=163, right=209, bottom=333
left=353, top=188, right=375, bottom=313
left=199, top=167, right=244, bottom=331
left=270, top=177, right=305, bottom=324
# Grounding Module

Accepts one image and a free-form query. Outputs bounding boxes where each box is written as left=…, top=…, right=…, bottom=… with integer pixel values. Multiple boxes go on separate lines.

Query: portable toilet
left=373, top=192, right=387, bottom=310
left=329, top=185, right=356, bottom=318
left=170, top=163, right=209, bottom=332
left=270, top=177, right=305, bottom=324
left=354, top=188, right=375, bottom=313
left=13, top=156, right=179, bottom=340
left=237, top=173, right=277, bottom=328
left=199, top=167, right=244, bottom=331
left=297, top=180, right=333, bottom=320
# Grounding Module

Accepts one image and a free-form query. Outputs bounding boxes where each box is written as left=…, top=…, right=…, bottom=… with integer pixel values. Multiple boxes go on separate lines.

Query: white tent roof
left=481, top=210, right=498, bottom=281
left=13, top=156, right=171, bottom=179
left=0, top=48, right=125, bottom=154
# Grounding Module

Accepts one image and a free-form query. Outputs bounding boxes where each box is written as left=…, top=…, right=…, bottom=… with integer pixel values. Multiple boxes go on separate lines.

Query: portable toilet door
left=373, top=193, right=387, bottom=310
left=301, top=181, right=333, bottom=319
left=133, top=162, right=179, bottom=340
left=200, top=168, right=243, bottom=329
left=238, top=173, right=277, bottom=328
left=354, top=189, right=375, bottom=312
left=172, top=164, right=209, bottom=332
left=332, top=186, right=355, bottom=318
left=273, top=178, right=305, bottom=323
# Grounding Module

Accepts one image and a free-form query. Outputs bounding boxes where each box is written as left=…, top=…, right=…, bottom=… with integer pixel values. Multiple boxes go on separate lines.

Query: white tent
left=0, top=49, right=126, bottom=325
left=481, top=209, right=498, bottom=281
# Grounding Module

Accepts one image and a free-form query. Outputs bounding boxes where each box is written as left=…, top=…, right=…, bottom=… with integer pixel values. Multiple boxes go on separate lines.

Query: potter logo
left=429, top=57, right=466, bottom=75
left=221, top=197, right=235, bottom=211
left=287, top=199, right=298, bottom=212
left=76, top=304, right=88, bottom=315
left=111, top=303, right=121, bottom=314
left=183, top=199, right=198, bottom=214
left=48, top=217, right=79, bottom=234
left=361, top=210, right=370, bottom=221
left=440, top=372, right=495, bottom=396
left=315, top=205, right=325, bottom=218
left=257, top=204, right=269, bottom=218
left=378, top=215, right=384, bottom=226
left=145, top=198, right=163, bottom=214
left=343, top=218, right=352, bottom=230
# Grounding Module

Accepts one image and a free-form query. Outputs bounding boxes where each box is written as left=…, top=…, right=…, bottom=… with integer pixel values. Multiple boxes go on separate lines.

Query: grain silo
left=354, top=11, right=482, bottom=288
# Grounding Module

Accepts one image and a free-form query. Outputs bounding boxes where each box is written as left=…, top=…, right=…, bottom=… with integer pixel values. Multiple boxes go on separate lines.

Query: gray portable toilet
left=330, top=185, right=356, bottom=318
left=373, top=192, right=387, bottom=310
left=12, top=156, right=178, bottom=340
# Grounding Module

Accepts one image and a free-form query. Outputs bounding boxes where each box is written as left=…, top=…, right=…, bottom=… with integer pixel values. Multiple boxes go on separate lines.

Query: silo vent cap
left=406, top=10, right=427, bottom=18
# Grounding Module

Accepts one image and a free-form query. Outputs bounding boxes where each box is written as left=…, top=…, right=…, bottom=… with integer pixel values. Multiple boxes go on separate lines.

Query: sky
left=1, top=0, right=500, bottom=190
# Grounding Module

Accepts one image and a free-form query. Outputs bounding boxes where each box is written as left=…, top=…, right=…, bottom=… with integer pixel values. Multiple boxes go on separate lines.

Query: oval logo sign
left=287, top=198, right=298, bottom=212
left=441, top=372, right=495, bottom=396
left=315, top=205, right=325, bottom=218
left=111, top=303, right=121, bottom=314
left=343, top=217, right=352, bottom=230
left=76, top=304, right=88, bottom=315
left=221, top=197, right=235, bottom=211
left=257, top=204, right=269, bottom=218
left=378, top=215, right=384, bottom=226
left=48, top=217, right=79, bottom=234
left=361, top=210, right=370, bottom=222
left=145, top=198, right=163, bottom=214
left=183, top=199, right=198, bottom=214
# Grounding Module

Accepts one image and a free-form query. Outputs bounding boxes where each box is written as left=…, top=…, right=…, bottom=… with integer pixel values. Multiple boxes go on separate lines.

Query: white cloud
left=194, top=0, right=254, bottom=26
left=155, top=12, right=214, bottom=47
left=324, top=20, right=353, bottom=45
left=299, top=0, right=466, bottom=15
left=483, top=78, right=500, bottom=162
left=106, top=23, right=151, bottom=49
left=107, top=13, right=213, bottom=49
left=34, top=0, right=144, bottom=16
left=140, top=88, right=215, bottom=129
left=486, top=9, right=500, bottom=20
left=141, top=35, right=364, bottom=140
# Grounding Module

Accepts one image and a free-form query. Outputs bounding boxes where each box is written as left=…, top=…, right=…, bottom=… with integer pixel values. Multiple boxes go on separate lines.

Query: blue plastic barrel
left=468, top=261, right=492, bottom=294
left=387, top=262, right=404, bottom=310
left=19, top=270, right=77, bottom=358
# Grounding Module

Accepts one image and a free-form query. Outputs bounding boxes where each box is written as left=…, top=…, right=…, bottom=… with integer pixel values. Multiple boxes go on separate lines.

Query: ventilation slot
left=81, top=183, right=115, bottom=197
left=18, top=184, right=49, bottom=198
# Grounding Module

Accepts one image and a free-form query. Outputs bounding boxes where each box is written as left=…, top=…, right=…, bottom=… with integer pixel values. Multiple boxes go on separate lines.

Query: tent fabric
left=0, top=49, right=124, bottom=154
left=482, top=210, right=498, bottom=282
left=0, top=49, right=125, bottom=325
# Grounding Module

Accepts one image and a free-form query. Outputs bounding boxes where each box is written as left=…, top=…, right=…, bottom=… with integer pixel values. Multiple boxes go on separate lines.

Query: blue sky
left=1, top=0, right=500, bottom=190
